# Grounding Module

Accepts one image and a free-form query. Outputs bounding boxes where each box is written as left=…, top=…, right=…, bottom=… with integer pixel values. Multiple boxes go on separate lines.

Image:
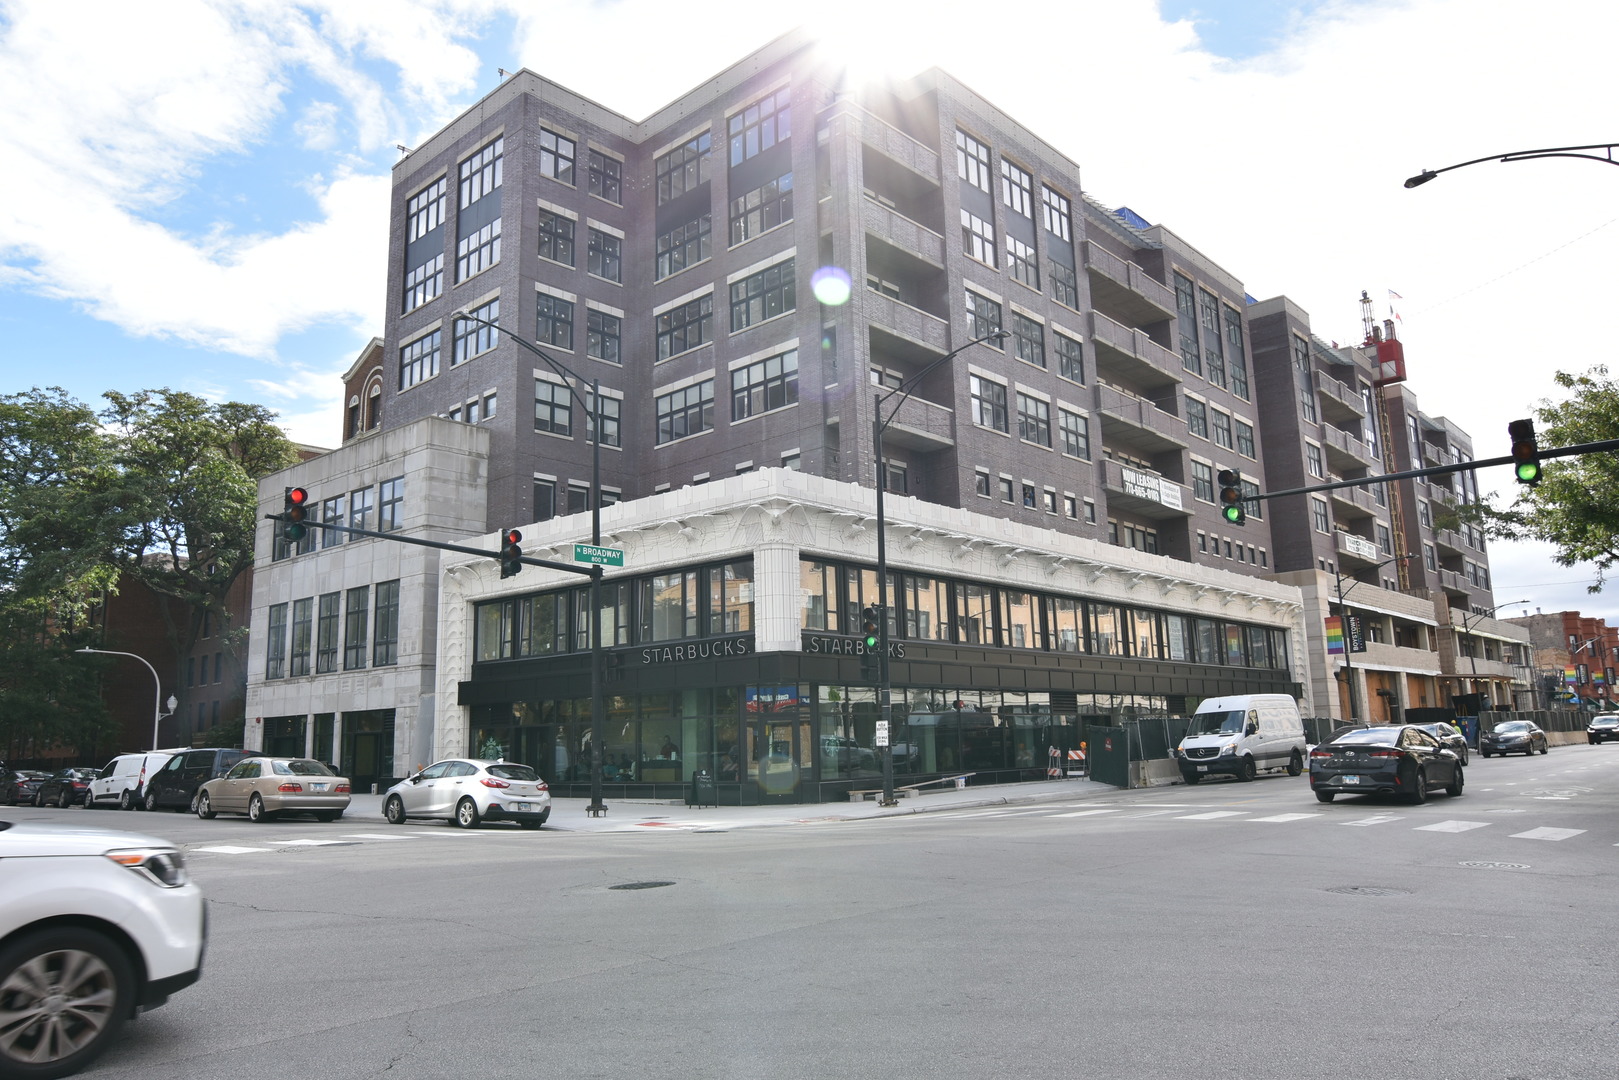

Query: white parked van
left=1176, top=694, right=1305, bottom=784
left=86, top=750, right=177, bottom=810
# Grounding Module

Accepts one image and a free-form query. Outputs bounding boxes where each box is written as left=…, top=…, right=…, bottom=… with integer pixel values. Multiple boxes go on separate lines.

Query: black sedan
left=1412, top=721, right=1469, bottom=765
left=0, top=769, right=50, bottom=805
left=31, top=767, right=98, bottom=807
left=1481, top=720, right=1548, bottom=757
left=1587, top=715, right=1619, bottom=745
left=1309, top=724, right=1464, bottom=804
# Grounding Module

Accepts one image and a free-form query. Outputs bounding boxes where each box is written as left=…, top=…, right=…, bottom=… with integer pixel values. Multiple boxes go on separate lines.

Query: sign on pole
left=574, top=543, right=624, bottom=567
left=874, top=720, right=890, bottom=747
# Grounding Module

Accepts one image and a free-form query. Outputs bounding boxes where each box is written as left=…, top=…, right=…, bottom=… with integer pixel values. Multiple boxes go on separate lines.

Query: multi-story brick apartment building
left=246, top=30, right=1522, bottom=800
left=1507, top=610, right=1619, bottom=710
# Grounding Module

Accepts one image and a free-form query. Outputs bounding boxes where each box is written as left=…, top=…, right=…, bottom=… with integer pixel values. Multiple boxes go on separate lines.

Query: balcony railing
left=862, top=196, right=945, bottom=267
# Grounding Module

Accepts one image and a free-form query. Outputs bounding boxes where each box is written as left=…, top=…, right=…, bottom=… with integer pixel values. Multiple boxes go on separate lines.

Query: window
left=1186, top=397, right=1208, bottom=439
left=999, top=477, right=1015, bottom=502
left=403, top=177, right=447, bottom=313
left=961, top=208, right=996, bottom=266
left=729, top=173, right=793, bottom=245
left=534, top=478, right=556, bottom=522
left=378, top=478, right=403, bottom=531
left=970, top=375, right=1008, bottom=432
left=1041, top=186, right=1072, bottom=241
left=587, top=309, right=621, bottom=363
left=1295, top=335, right=1317, bottom=423
left=349, top=487, right=373, bottom=533
left=1049, top=261, right=1078, bottom=309
left=656, top=131, right=712, bottom=204
left=1311, top=497, right=1330, bottom=533
left=539, top=128, right=575, bottom=184
left=344, top=586, right=369, bottom=671
left=1053, top=331, right=1083, bottom=383
left=728, top=87, right=791, bottom=166
left=656, top=380, right=714, bottom=443
left=456, top=140, right=503, bottom=282
left=965, top=289, right=1003, bottom=343
left=399, top=330, right=440, bottom=390
left=1199, top=287, right=1225, bottom=388
left=1012, top=312, right=1044, bottom=367
left=1175, top=272, right=1201, bottom=376
left=732, top=349, right=798, bottom=420
left=975, top=469, right=991, bottom=497
left=457, top=219, right=501, bottom=281
left=403, top=250, right=444, bottom=314
left=1058, top=409, right=1089, bottom=458
left=265, top=603, right=287, bottom=680
left=1240, top=479, right=1263, bottom=520
left=1211, top=409, right=1233, bottom=450
left=587, top=149, right=620, bottom=203
left=534, top=380, right=572, bottom=436
left=1306, top=442, right=1324, bottom=478
left=459, top=137, right=502, bottom=207
left=537, top=210, right=575, bottom=266
left=1007, top=236, right=1039, bottom=289
left=534, top=293, right=574, bottom=350
left=321, top=495, right=345, bottom=549
left=1022, top=483, right=1037, bottom=508
left=1192, top=461, right=1214, bottom=502
left=1000, top=159, right=1033, bottom=217
left=453, top=298, right=498, bottom=364
left=1017, top=393, right=1051, bottom=447
left=587, top=228, right=621, bottom=282
left=1064, top=495, right=1077, bottom=519
left=315, top=592, right=340, bottom=674
left=290, top=598, right=312, bottom=676
left=955, top=130, right=991, bottom=192
left=656, top=214, right=711, bottom=279
left=1424, top=544, right=1437, bottom=571
left=1084, top=499, right=1096, bottom=524
left=1225, top=305, right=1249, bottom=400
left=1377, top=522, right=1393, bottom=555
left=587, top=393, right=621, bottom=448
left=656, top=295, right=713, bottom=360
left=1236, top=419, right=1255, bottom=458
left=729, top=257, right=795, bottom=331
left=373, top=580, right=400, bottom=666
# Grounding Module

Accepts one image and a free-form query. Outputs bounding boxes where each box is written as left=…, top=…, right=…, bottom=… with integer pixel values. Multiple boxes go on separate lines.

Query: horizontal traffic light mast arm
left=263, top=515, right=597, bottom=577
left=1247, top=437, right=1619, bottom=503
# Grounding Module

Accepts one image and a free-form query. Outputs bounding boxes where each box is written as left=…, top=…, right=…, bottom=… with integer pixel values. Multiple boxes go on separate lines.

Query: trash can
left=688, top=769, right=716, bottom=808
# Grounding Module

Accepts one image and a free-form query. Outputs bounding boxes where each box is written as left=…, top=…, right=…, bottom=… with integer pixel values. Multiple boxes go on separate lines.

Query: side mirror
left=409, top=774, right=423, bottom=784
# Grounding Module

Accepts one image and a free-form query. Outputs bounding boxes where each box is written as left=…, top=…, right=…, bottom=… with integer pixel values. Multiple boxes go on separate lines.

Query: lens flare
left=811, top=265, right=852, bottom=306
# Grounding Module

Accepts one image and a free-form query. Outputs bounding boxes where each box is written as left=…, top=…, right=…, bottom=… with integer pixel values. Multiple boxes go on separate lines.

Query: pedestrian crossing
left=190, top=829, right=506, bottom=855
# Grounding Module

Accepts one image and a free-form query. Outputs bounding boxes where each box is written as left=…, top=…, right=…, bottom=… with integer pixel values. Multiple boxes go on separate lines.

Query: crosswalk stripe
left=1248, top=813, right=1322, bottom=823
left=343, top=833, right=415, bottom=840
left=1176, top=811, right=1249, bottom=820
left=1510, top=827, right=1586, bottom=841
left=269, top=838, right=348, bottom=846
left=1340, top=815, right=1403, bottom=827
left=1050, top=809, right=1123, bottom=818
left=193, top=845, right=271, bottom=854
left=1415, top=820, right=1491, bottom=833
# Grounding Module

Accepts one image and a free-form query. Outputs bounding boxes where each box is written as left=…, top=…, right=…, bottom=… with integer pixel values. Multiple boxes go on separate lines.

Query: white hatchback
left=382, top=758, right=551, bottom=829
left=0, top=820, right=205, bottom=1078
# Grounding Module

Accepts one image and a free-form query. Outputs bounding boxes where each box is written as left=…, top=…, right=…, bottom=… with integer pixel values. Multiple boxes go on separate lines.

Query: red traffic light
left=287, top=487, right=309, bottom=508
left=499, top=527, right=523, bottom=578
left=504, top=529, right=522, bottom=545
left=283, top=487, right=310, bottom=542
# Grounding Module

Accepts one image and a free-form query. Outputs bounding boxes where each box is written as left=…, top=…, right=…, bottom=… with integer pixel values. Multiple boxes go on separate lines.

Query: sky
left=2, top=0, right=1616, bottom=622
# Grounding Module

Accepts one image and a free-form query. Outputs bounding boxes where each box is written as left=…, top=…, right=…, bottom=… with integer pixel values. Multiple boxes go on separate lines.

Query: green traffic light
left=1515, top=460, right=1542, bottom=484
left=863, top=634, right=878, bottom=648
left=1222, top=504, right=1245, bottom=524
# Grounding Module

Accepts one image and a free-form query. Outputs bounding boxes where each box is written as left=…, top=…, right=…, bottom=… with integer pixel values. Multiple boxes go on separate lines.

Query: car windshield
left=1188, top=710, right=1245, bottom=735
left=1329, top=728, right=1399, bottom=746
left=486, top=764, right=539, bottom=782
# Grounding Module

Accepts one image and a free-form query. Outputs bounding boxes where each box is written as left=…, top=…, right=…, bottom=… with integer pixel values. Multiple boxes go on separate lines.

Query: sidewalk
left=346, top=775, right=1118, bottom=834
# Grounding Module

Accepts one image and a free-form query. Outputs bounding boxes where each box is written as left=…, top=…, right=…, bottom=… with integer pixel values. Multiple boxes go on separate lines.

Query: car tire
left=59, top=788, right=73, bottom=809
left=384, top=795, right=407, bottom=825
left=32, top=790, right=42, bottom=807
left=117, top=789, right=133, bottom=811
left=1539, top=745, right=1548, bottom=755
left=1445, top=766, right=1464, bottom=799
left=455, top=797, right=481, bottom=829
left=1238, top=757, right=1257, bottom=783
left=1315, top=790, right=1334, bottom=803
left=248, top=793, right=276, bottom=823
left=1524, top=746, right=1534, bottom=757
left=196, top=791, right=216, bottom=819
left=1287, top=750, right=1303, bottom=777
left=0, top=925, right=135, bottom=1080
left=314, top=811, right=340, bottom=823
left=143, top=790, right=160, bottom=812
left=1406, top=769, right=1428, bottom=805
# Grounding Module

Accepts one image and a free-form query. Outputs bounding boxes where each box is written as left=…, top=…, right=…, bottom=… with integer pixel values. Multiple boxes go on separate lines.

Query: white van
left=1176, top=694, right=1305, bottom=784
left=86, top=750, right=177, bottom=810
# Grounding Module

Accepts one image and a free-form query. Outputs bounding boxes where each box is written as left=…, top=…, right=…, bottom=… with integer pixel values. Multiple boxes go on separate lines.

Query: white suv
left=85, top=751, right=177, bottom=812
left=0, top=820, right=205, bottom=1078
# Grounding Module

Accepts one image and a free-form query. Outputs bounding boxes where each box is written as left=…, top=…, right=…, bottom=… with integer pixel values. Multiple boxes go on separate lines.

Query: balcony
left=1327, top=480, right=1378, bottom=520
left=1089, top=310, right=1182, bottom=393
left=1356, top=640, right=1443, bottom=676
left=1101, top=460, right=1189, bottom=520
left=825, top=103, right=942, bottom=185
left=863, top=291, right=950, bottom=354
left=1438, top=568, right=1472, bottom=598
left=1082, top=241, right=1176, bottom=327
left=1315, top=373, right=1366, bottom=425
left=1321, top=424, right=1377, bottom=471
left=1096, top=383, right=1188, bottom=456
left=880, top=393, right=956, bottom=454
left=1433, top=527, right=1465, bottom=555
left=862, top=196, right=945, bottom=267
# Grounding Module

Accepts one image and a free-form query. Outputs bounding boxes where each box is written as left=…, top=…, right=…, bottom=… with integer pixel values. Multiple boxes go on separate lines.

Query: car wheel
left=1524, top=746, right=1534, bottom=757
left=1315, top=790, right=1334, bottom=803
left=248, top=793, right=276, bottom=823
left=1445, top=766, right=1464, bottom=799
left=143, top=790, right=159, bottom=813
left=1539, top=745, right=1548, bottom=755
left=32, top=790, right=42, bottom=807
left=1481, top=751, right=1491, bottom=758
left=455, top=797, right=481, bottom=829
left=1460, top=748, right=1469, bottom=765
left=313, top=811, right=340, bottom=823
left=383, top=795, right=407, bottom=825
left=1406, top=769, right=1428, bottom=805
left=1183, top=771, right=1201, bottom=785
left=117, top=789, right=133, bottom=811
left=0, top=925, right=135, bottom=1080
left=1238, top=757, right=1257, bottom=783
left=59, top=788, right=73, bottom=809
left=196, top=791, right=216, bottom=820
left=1287, top=750, right=1303, bottom=777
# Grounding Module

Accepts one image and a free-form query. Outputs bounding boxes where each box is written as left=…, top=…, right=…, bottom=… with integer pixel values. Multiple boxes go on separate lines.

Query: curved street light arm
left=875, top=329, right=1010, bottom=436
left=1405, top=142, right=1619, bottom=188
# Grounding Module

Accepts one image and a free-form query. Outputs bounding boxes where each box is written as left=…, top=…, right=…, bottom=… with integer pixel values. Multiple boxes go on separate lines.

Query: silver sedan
left=382, top=759, right=550, bottom=829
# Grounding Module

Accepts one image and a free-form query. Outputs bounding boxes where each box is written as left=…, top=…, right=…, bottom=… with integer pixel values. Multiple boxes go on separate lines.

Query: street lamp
left=1457, top=599, right=1530, bottom=704
left=872, top=328, right=1009, bottom=806
left=75, top=648, right=176, bottom=751
left=451, top=310, right=608, bottom=817
left=1332, top=553, right=1413, bottom=723
left=1404, top=142, right=1619, bottom=188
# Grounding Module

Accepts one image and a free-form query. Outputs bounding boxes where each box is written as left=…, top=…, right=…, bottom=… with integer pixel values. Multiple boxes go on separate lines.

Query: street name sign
left=574, top=543, right=625, bottom=567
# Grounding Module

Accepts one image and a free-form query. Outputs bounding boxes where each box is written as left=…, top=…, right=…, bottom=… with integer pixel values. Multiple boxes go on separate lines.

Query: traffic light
left=1508, top=418, right=1541, bottom=486
left=1217, top=469, right=1246, bottom=525
left=282, top=487, right=309, bottom=543
left=859, top=604, right=881, bottom=681
left=499, top=528, right=523, bottom=578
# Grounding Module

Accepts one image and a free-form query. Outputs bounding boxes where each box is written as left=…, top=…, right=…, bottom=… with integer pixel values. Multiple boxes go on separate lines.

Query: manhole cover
left=1326, top=885, right=1410, bottom=897
left=609, top=880, right=676, bottom=891
left=1459, top=861, right=1530, bottom=870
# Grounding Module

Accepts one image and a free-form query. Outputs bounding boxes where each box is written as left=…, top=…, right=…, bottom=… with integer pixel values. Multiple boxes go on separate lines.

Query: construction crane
left=1361, top=290, right=1410, bottom=591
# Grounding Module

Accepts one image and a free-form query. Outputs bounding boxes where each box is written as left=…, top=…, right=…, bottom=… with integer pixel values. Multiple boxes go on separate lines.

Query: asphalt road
left=9, top=746, right=1617, bottom=1079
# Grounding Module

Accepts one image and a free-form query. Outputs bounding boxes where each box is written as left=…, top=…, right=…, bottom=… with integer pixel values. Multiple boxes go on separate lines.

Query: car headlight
left=1218, top=742, right=1236, bottom=757
left=105, top=846, right=189, bottom=888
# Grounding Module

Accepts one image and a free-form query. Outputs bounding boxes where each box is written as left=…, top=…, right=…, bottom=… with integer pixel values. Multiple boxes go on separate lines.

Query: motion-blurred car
left=383, top=758, right=551, bottom=829
left=1412, top=721, right=1469, bottom=765
left=34, top=768, right=100, bottom=808
left=1, top=769, right=51, bottom=805
left=194, top=757, right=350, bottom=823
left=0, top=819, right=205, bottom=1078
left=1480, top=719, right=1548, bottom=757
left=1586, top=715, right=1619, bottom=744
left=1308, top=724, right=1464, bottom=804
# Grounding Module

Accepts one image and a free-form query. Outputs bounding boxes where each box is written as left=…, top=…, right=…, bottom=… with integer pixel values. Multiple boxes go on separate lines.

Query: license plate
left=311, top=783, right=328, bottom=792
left=509, top=803, right=532, bottom=812
left=1341, top=775, right=1362, bottom=785
left=1196, top=765, right=1208, bottom=773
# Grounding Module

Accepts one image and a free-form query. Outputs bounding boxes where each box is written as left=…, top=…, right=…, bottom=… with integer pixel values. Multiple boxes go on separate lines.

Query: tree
left=1472, top=365, right=1619, bottom=592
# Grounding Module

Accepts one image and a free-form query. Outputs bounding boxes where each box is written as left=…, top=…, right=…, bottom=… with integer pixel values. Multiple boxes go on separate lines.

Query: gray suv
left=142, top=748, right=254, bottom=812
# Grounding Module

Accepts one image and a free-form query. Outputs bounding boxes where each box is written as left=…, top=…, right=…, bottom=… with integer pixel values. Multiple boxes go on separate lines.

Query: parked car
left=1176, top=694, right=1307, bottom=783
left=0, top=818, right=205, bottom=1078
left=195, top=757, right=350, bottom=823
left=1480, top=719, right=1549, bottom=757
left=1586, top=715, right=1619, bottom=744
left=1412, top=721, right=1469, bottom=765
left=143, top=747, right=256, bottom=812
left=1, top=769, right=51, bottom=805
left=33, top=768, right=100, bottom=808
left=383, top=758, right=551, bottom=829
left=86, top=751, right=178, bottom=811
left=1309, top=724, right=1464, bottom=804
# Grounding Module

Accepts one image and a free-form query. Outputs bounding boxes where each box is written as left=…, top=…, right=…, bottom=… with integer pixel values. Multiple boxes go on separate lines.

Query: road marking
left=343, top=833, right=415, bottom=840
left=193, top=845, right=271, bottom=854
left=1510, top=827, right=1586, bottom=841
left=1050, top=808, right=1123, bottom=818
left=1127, top=810, right=1182, bottom=818
left=1339, top=815, right=1403, bottom=827
left=1249, top=813, right=1322, bottom=823
left=1175, top=810, right=1249, bottom=820
left=269, top=838, right=348, bottom=846
left=1415, top=820, right=1491, bottom=833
